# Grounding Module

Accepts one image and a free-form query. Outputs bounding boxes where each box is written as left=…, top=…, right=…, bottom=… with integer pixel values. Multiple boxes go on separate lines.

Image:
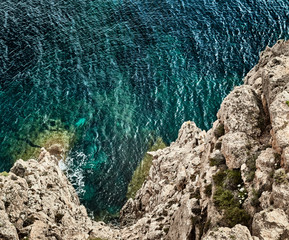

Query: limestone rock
left=120, top=121, right=206, bottom=239
left=217, top=85, right=262, bottom=137
left=0, top=207, right=19, bottom=240
left=203, top=224, right=253, bottom=240
left=0, top=149, right=119, bottom=240
left=269, top=182, right=289, bottom=216
left=282, top=147, right=289, bottom=171
left=166, top=196, right=199, bottom=240
left=253, top=148, right=277, bottom=192
left=269, top=89, right=289, bottom=153
left=252, top=208, right=289, bottom=240
left=221, top=132, right=251, bottom=169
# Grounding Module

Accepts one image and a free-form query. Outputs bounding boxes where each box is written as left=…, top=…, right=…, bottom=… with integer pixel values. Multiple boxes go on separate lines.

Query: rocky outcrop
left=0, top=149, right=119, bottom=240
left=252, top=208, right=289, bottom=240
left=120, top=121, right=206, bottom=240
left=2, top=39, right=289, bottom=239
left=118, top=40, right=289, bottom=239
left=203, top=224, right=254, bottom=240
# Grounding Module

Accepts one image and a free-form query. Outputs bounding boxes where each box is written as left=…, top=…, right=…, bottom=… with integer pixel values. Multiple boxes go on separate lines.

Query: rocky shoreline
left=1, top=39, right=289, bottom=240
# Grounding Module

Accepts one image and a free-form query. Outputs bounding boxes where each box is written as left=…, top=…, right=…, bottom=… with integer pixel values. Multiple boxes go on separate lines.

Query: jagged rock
left=0, top=206, right=19, bottom=240
left=0, top=149, right=119, bottom=240
left=269, top=89, right=289, bottom=153
left=217, top=85, right=262, bottom=137
left=253, top=148, right=276, bottom=192
left=166, top=196, right=199, bottom=240
left=221, top=132, right=251, bottom=169
left=259, top=191, right=271, bottom=210
left=262, top=57, right=289, bottom=105
left=282, top=147, right=289, bottom=171
left=252, top=208, right=289, bottom=240
left=174, top=121, right=206, bottom=148
left=203, top=224, right=253, bottom=240
left=208, top=150, right=225, bottom=167
left=120, top=121, right=206, bottom=239
left=269, top=181, right=289, bottom=216
left=245, top=39, right=289, bottom=158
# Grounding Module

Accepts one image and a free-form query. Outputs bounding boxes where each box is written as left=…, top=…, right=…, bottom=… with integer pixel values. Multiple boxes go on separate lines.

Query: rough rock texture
left=2, top=39, right=289, bottom=239
left=203, top=224, right=254, bottom=240
left=0, top=149, right=120, bottom=240
left=120, top=121, right=206, bottom=240
left=252, top=209, right=289, bottom=240
left=217, top=85, right=263, bottom=137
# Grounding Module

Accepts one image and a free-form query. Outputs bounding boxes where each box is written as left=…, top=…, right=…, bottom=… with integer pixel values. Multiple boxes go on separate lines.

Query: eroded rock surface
left=0, top=149, right=120, bottom=240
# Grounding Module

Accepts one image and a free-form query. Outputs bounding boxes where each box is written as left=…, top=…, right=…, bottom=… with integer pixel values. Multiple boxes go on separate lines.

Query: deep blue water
left=1, top=0, right=289, bottom=217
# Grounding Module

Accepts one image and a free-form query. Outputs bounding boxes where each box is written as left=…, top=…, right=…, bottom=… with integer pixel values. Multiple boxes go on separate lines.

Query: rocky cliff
left=1, top=39, right=289, bottom=240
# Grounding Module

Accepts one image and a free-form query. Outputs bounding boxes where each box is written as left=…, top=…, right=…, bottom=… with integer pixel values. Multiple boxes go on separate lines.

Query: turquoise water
left=1, top=0, right=289, bottom=216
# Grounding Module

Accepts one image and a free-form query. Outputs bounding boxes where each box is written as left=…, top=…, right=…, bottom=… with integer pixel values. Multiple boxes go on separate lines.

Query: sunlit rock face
left=0, top=149, right=119, bottom=240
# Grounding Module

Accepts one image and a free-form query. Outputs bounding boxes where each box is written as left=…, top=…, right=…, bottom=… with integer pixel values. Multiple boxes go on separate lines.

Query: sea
left=0, top=0, right=289, bottom=218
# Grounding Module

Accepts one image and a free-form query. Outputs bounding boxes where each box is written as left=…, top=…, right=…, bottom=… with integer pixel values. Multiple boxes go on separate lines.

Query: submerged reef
left=1, top=40, right=289, bottom=239
left=14, top=119, right=75, bottom=161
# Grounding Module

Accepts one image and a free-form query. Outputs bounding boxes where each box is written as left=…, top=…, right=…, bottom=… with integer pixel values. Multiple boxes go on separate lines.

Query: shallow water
left=1, top=0, right=289, bottom=216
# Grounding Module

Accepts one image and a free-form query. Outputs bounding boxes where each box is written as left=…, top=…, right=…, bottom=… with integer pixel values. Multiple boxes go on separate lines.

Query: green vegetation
left=274, top=169, right=288, bottom=184
left=14, top=119, right=75, bottom=161
left=223, top=207, right=250, bottom=228
left=209, top=156, right=226, bottom=167
left=245, top=153, right=258, bottom=182
left=214, top=123, right=225, bottom=138
left=212, top=169, right=250, bottom=227
left=126, top=137, right=166, bottom=199
left=214, top=187, right=236, bottom=208
left=213, top=169, right=243, bottom=190
left=251, top=188, right=261, bottom=208
left=286, top=100, right=289, bottom=107
left=0, top=171, right=9, bottom=177
left=204, top=184, right=212, bottom=197
left=213, top=170, right=227, bottom=186
left=224, top=170, right=242, bottom=191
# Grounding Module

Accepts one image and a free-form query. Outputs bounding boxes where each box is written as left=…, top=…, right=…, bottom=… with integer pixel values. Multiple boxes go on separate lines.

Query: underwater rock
left=15, top=120, right=74, bottom=161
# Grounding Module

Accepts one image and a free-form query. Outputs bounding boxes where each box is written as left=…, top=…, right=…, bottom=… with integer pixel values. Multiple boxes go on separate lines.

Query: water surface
left=1, top=0, right=289, bottom=216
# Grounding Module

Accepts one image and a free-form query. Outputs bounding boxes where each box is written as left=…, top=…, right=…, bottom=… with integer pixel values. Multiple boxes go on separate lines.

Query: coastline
left=1, top=39, right=289, bottom=239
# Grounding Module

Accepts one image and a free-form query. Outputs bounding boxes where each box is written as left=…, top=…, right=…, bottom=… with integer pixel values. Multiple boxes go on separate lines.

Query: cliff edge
left=1, top=39, right=289, bottom=240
